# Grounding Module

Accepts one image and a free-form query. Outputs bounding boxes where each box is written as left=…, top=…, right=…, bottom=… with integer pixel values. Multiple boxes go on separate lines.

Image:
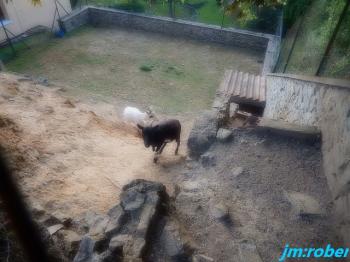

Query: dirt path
left=0, top=73, right=189, bottom=218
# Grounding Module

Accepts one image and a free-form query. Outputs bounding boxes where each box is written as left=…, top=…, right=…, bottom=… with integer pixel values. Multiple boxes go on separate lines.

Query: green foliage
left=164, top=65, right=183, bottom=75
left=223, top=0, right=286, bottom=24
left=70, top=0, right=80, bottom=8
left=139, top=64, right=154, bottom=71
left=109, top=0, right=146, bottom=12
left=283, top=0, right=312, bottom=29
left=246, top=6, right=281, bottom=33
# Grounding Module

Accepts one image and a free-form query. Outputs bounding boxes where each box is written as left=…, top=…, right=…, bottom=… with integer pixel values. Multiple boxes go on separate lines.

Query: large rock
left=200, top=152, right=216, bottom=167
left=121, top=180, right=166, bottom=259
left=193, top=254, right=214, bottom=262
left=284, top=191, right=325, bottom=218
left=121, top=190, right=145, bottom=213
left=105, top=205, right=124, bottom=237
left=73, top=236, right=96, bottom=262
left=232, top=167, right=244, bottom=178
left=187, top=110, right=218, bottom=158
left=51, top=210, right=73, bottom=227
left=47, top=224, right=64, bottom=235
left=109, top=234, right=131, bottom=252
left=216, top=128, right=233, bottom=142
left=88, top=214, right=110, bottom=237
left=58, top=230, right=82, bottom=258
left=161, top=221, right=186, bottom=259
left=210, top=202, right=230, bottom=222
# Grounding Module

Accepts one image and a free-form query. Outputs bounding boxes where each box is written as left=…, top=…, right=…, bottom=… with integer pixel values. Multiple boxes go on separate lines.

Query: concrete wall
left=0, top=0, right=72, bottom=41
left=264, top=74, right=350, bottom=244
left=262, top=35, right=281, bottom=75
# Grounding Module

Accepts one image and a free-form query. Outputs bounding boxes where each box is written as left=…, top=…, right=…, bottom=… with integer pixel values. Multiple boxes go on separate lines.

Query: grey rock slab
left=51, top=210, right=73, bottom=227
left=73, top=236, right=96, bottom=262
left=232, top=167, right=244, bottom=178
left=187, top=110, right=218, bottom=158
left=216, top=128, right=233, bottom=142
left=193, top=254, right=214, bottom=262
left=229, top=103, right=239, bottom=118
left=210, top=202, right=229, bottom=221
left=88, top=215, right=110, bottom=237
left=284, top=191, right=325, bottom=218
left=47, top=224, right=64, bottom=235
left=121, top=190, right=145, bottom=212
left=200, top=152, right=216, bottom=167
left=161, top=221, right=185, bottom=258
left=59, top=230, right=82, bottom=256
left=109, top=234, right=132, bottom=251
left=105, top=205, right=124, bottom=236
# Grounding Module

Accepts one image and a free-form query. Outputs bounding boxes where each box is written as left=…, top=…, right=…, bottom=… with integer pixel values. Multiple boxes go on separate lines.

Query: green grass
left=3, top=26, right=262, bottom=114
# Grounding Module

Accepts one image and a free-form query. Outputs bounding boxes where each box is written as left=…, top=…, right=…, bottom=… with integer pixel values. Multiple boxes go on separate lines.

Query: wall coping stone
left=268, top=73, right=350, bottom=91
left=86, top=6, right=274, bottom=41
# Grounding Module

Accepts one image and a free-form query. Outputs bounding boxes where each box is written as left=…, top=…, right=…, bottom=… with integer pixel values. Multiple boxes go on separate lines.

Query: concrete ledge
left=267, top=73, right=350, bottom=91
left=257, top=118, right=321, bottom=143
left=262, top=36, right=281, bottom=75
left=61, top=6, right=90, bottom=33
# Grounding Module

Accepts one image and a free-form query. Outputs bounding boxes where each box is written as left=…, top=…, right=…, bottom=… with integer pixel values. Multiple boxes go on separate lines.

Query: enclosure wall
left=264, top=74, right=350, bottom=245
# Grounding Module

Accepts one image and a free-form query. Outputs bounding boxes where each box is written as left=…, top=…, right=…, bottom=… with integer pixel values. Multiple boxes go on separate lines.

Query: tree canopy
left=222, top=0, right=287, bottom=23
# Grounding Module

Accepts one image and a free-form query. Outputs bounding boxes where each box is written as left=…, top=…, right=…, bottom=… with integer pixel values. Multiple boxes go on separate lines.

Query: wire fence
left=74, top=0, right=282, bottom=34
left=275, top=0, right=350, bottom=80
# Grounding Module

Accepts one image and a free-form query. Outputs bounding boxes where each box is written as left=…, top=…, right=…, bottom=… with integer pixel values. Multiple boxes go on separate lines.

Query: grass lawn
left=4, top=26, right=262, bottom=114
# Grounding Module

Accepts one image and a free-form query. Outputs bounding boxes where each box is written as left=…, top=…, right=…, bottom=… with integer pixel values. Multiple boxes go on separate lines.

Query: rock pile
left=73, top=179, right=168, bottom=262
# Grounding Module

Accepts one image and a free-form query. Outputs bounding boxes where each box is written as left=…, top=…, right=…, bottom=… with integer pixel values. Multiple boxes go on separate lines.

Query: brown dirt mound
left=0, top=73, right=185, bottom=219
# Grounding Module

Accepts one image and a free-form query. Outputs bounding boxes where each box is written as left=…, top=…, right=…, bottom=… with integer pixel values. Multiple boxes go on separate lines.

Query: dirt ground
left=5, top=26, right=263, bottom=114
left=0, top=73, right=187, bottom=218
left=0, top=72, right=344, bottom=261
left=169, top=129, right=344, bottom=262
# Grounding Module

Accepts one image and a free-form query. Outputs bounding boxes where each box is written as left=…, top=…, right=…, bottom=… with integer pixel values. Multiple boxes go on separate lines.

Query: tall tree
left=221, top=0, right=287, bottom=24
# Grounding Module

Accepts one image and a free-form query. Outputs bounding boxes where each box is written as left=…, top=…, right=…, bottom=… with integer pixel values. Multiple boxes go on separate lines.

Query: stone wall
left=60, top=6, right=280, bottom=74
left=60, top=7, right=90, bottom=33
left=264, top=74, right=350, bottom=245
left=88, top=7, right=270, bottom=51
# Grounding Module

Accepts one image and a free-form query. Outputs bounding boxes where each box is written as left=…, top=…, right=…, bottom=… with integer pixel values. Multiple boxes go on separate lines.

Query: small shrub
left=165, top=65, right=183, bottom=75
left=139, top=64, right=154, bottom=72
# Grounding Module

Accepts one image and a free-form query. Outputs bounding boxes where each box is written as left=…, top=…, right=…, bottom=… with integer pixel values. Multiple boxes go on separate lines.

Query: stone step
left=219, top=70, right=266, bottom=108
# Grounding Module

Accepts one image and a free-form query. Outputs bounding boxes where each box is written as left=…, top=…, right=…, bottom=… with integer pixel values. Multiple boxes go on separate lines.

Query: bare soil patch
left=0, top=73, right=186, bottom=219
left=171, top=128, right=343, bottom=261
